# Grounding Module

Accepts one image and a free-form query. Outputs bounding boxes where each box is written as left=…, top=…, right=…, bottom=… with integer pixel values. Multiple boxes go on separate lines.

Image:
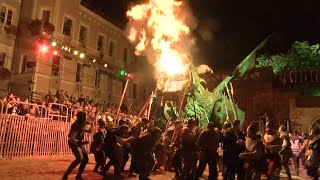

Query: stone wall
left=290, top=98, right=320, bottom=133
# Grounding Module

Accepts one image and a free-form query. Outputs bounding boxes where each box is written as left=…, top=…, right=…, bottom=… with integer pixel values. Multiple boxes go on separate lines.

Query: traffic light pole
left=116, top=78, right=129, bottom=124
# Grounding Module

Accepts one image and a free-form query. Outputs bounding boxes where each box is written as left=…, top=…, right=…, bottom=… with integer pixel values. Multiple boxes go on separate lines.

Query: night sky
left=84, top=0, right=320, bottom=70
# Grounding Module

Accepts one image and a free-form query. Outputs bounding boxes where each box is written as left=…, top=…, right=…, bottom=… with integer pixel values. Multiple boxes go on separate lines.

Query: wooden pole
left=178, top=91, right=186, bottom=119
left=116, top=78, right=129, bottom=124
left=147, top=91, right=154, bottom=119
left=230, top=82, right=239, bottom=119
left=138, top=100, right=149, bottom=117
left=224, top=81, right=238, bottom=120
left=223, top=93, right=229, bottom=121
left=224, top=81, right=239, bottom=139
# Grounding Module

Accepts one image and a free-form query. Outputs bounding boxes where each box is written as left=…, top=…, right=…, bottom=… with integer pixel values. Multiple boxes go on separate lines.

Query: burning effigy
left=126, top=0, right=269, bottom=127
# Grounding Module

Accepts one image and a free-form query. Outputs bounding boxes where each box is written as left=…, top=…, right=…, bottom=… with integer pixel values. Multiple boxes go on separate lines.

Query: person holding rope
left=63, top=111, right=90, bottom=180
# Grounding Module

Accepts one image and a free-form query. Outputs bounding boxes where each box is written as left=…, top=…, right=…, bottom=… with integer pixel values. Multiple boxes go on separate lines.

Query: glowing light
left=79, top=53, right=85, bottom=59
left=64, top=46, right=68, bottom=51
left=104, top=64, right=108, bottom=68
left=53, top=50, right=58, bottom=55
left=73, top=50, right=79, bottom=55
left=61, top=46, right=64, bottom=50
left=92, top=59, right=96, bottom=63
left=126, top=0, right=191, bottom=76
left=51, top=41, right=57, bottom=47
left=39, top=44, right=49, bottom=54
left=120, top=70, right=126, bottom=76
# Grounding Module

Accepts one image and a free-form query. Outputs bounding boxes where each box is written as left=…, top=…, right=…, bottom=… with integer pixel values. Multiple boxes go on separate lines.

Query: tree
left=256, top=41, right=320, bottom=75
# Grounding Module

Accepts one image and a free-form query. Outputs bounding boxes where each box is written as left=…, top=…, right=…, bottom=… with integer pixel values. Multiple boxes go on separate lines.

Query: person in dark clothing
left=180, top=119, right=197, bottom=179
left=135, top=127, right=162, bottom=180
left=91, top=119, right=107, bottom=172
left=102, top=125, right=133, bottom=176
left=196, top=122, right=220, bottom=180
left=63, top=111, right=90, bottom=180
left=129, top=125, right=142, bottom=176
left=172, top=120, right=183, bottom=179
left=222, top=120, right=246, bottom=180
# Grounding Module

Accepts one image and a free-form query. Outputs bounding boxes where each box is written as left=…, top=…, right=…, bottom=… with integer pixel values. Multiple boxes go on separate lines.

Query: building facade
left=11, top=0, right=152, bottom=112
left=0, top=0, right=21, bottom=96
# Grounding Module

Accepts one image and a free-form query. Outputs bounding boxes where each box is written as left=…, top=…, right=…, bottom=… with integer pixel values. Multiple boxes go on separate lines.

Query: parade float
left=126, top=0, right=269, bottom=127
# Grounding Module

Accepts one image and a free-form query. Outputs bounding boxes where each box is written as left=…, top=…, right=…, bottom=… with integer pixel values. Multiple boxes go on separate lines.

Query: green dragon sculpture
left=161, top=37, right=270, bottom=128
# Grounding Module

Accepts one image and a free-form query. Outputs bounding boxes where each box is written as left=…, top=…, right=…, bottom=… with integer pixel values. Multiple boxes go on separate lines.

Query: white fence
left=0, top=114, right=92, bottom=159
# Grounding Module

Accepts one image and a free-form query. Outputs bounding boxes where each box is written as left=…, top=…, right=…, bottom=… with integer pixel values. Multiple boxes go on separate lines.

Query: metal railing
left=48, top=103, right=69, bottom=122
left=5, top=101, right=47, bottom=118
left=0, top=114, right=93, bottom=159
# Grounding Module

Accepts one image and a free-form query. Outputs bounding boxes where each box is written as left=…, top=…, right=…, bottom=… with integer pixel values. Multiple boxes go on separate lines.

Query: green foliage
left=301, top=90, right=320, bottom=97
left=256, top=41, right=320, bottom=74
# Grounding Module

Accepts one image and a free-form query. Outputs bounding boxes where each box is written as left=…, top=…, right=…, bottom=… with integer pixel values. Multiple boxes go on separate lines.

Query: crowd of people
left=0, top=90, right=137, bottom=123
left=1, top=92, right=320, bottom=180
left=62, top=110, right=320, bottom=180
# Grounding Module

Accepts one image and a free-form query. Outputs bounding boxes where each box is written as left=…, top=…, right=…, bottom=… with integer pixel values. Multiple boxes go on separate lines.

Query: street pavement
left=0, top=154, right=310, bottom=180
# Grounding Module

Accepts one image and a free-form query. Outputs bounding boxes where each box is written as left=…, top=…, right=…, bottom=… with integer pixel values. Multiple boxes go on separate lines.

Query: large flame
left=127, top=0, right=193, bottom=77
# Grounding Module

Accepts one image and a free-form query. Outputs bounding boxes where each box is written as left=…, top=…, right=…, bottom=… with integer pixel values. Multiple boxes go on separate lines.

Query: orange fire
left=127, top=0, right=192, bottom=77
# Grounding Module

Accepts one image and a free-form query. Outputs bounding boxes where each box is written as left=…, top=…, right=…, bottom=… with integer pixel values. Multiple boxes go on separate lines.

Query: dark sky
left=84, top=0, right=320, bottom=70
